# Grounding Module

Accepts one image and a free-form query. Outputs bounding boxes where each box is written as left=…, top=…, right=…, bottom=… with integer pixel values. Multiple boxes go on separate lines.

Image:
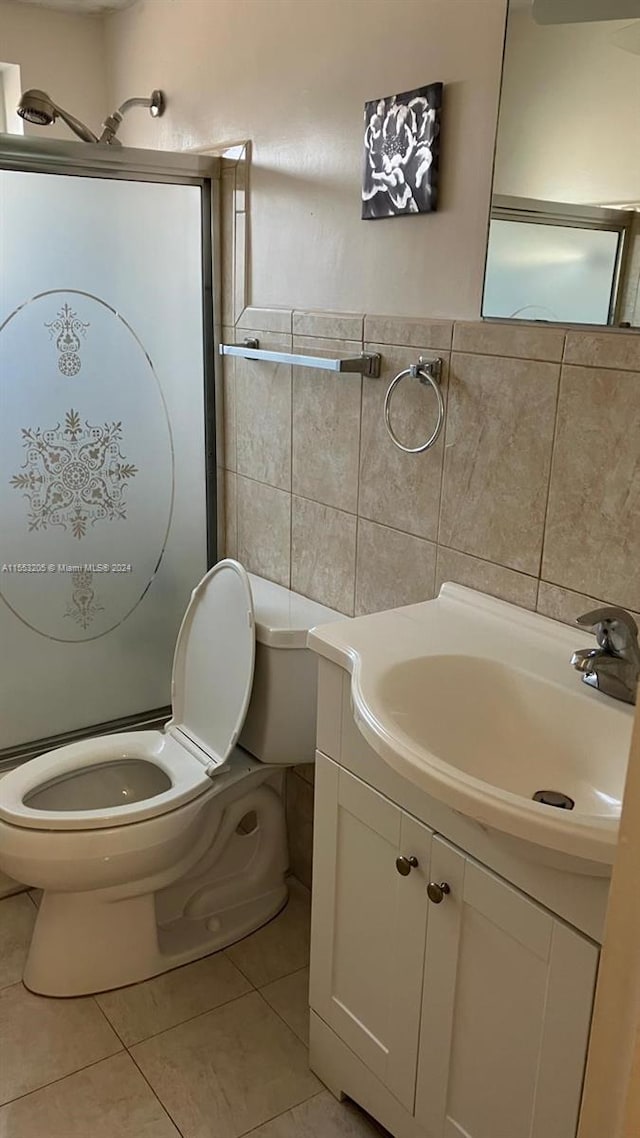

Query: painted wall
left=104, top=0, right=507, bottom=320
left=0, top=0, right=108, bottom=141
left=494, top=8, right=640, bottom=205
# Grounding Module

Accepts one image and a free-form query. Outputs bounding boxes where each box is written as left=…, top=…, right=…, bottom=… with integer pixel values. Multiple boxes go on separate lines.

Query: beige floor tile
left=261, top=967, right=310, bottom=1045
left=246, top=1090, right=391, bottom=1136
left=96, top=951, right=252, bottom=1046
left=131, top=990, right=320, bottom=1138
left=0, top=1053, right=179, bottom=1137
left=0, top=894, right=36, bottom=990
left=225, top=878, right=311, bottom=987
left=0, top=983, right=121, bottom=1104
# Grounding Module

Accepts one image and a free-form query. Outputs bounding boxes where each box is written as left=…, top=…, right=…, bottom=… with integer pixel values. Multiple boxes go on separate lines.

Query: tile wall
left=219, top=307, right=640, bottom=885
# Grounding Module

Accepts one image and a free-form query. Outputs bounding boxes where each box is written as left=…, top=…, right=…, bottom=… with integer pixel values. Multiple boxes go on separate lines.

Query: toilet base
left=24, top=882, right=288, bottom=997
left=22, top=771, right=290, bottom=996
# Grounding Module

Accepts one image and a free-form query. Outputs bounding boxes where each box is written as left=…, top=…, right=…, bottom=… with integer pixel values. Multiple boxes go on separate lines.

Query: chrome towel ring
left=383, top=357, right=445, bottom=454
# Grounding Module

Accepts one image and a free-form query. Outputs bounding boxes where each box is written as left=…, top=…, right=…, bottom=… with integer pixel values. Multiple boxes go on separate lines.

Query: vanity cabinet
left=310, top=758, right=433, bottom=1111
left=310, top=756, right=599, bottom=1138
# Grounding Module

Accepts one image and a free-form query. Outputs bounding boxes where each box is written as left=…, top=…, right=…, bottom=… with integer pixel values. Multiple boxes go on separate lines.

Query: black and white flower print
left=362, top=83, right=442, bottom=219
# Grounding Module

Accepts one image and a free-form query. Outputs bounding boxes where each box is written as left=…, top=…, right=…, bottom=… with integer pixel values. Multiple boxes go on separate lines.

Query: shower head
left=16, top=88, right=54, bottom=126
left=15, top=88, right=165, bottom=145
left=17, top=89, right=99, bottom=142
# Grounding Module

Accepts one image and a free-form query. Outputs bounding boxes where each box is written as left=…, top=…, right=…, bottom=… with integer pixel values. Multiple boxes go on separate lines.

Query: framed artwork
left=362, top=82, right=443, bottom=220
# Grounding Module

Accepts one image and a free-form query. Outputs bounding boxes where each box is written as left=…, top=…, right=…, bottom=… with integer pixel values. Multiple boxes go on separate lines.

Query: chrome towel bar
left=383, top=357, right=445, bottom=454
left=219, top=339, right=381, bottom=378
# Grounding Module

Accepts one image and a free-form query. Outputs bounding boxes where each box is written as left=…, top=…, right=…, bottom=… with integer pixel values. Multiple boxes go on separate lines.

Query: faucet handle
left=576, top=607, right=639, bottom=655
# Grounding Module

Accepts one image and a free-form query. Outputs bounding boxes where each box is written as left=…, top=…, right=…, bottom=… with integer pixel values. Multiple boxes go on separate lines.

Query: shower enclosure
left=0, top=134, right=220, bottom=763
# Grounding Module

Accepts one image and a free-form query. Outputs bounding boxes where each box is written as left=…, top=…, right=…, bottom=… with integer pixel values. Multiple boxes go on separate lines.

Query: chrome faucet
left=571, top=607, right=640, bottom=705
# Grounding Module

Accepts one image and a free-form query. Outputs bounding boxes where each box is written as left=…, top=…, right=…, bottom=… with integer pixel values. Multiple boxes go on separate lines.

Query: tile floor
left=0, top=879, right=390, bottom=1137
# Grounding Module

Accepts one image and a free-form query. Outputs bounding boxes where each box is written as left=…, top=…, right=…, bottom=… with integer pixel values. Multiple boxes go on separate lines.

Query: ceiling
left=12, top=0, right=136, bottom=13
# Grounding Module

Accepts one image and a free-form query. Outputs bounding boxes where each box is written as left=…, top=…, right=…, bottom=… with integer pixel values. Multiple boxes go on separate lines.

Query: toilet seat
left=0, top=560, right=256, bottom=833
left=0, top=731, right=212, bottom=830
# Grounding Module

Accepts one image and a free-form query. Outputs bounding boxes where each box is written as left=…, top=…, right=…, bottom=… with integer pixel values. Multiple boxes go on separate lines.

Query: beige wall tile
left=131, top=991, right=319, bottom=1138
left=292, top=337, right=362, bottom=513
left=260, top=968, right=310, bottom=1046
left=237, top=307, right=292, bottom=334
left=359, top=345, right=448, bottom=540
left=0, top=1054, right=180, bottom=1138
left=236, top=337, right=292, bottom=491
left=564, top=330, right=640, bottom=372
left=225, top=878, right=310, bottom=987
left=542, top=365, right=640, bottom=609
left=286, top=770, right=314, bottom=889
left=436, top=547, right=538, bottom=610
left=453, top=321, right=565, bottom=362
left=293, top=310, right=364, bottom=340
left=537, top=581, right=640, bottom=629
left=364, top=315, right=453, bottom=349
left=355, top=519, right=436, bottom=616
left=439, top=353, right=559, bottom=575
left=97, top=953, right=251, bottom=1047
left=224, top=470, right=237, bottom=558
left=237, top=477, right=291, bottom=586
left=0, top=983, right=121, bottom=1104
left=291, top=496, right=357, bottom=614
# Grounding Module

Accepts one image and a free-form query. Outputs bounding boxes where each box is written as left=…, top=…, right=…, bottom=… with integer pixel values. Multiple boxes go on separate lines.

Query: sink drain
left=532, top=790, right=575, bottom=810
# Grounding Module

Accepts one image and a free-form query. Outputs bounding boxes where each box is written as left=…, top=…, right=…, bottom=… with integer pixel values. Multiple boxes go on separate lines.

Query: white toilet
left=0, top=560, right=341, bottom=997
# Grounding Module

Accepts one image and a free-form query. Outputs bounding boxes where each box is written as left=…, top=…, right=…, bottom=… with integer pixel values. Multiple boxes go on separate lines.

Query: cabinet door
left=310, top=756, right=432, bottom=1111
left=415, top=836, right=599, bottom=1138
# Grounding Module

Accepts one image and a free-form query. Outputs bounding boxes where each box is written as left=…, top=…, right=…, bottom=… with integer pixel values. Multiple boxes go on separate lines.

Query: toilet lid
left=168, top=559, right=255, bottom=771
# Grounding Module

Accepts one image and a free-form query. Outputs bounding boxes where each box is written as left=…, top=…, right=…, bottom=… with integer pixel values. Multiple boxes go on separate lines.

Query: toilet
left=0, top=560, right=342, bottom=997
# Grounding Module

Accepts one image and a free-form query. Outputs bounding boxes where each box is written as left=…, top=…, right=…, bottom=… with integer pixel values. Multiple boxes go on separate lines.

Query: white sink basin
left=308, top=585, right=633, bottom=872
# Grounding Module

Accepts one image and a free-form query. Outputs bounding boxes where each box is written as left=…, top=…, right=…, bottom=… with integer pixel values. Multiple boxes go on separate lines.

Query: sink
left=381, top=655, right=625, bottom=815
left=308, top=584, right=633, bottom=872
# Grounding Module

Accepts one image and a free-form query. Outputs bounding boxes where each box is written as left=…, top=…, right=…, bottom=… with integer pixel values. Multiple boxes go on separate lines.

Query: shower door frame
left=0, top=134, right=221, bottom=764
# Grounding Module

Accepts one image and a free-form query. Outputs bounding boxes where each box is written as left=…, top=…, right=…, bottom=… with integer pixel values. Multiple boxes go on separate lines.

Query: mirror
left=483, top=0, right=640, bottom=327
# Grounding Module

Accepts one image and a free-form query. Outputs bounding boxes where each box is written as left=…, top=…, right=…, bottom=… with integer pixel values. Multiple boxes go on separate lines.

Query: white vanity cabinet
left=310, top=755, right=599, bottom=1138
left=416, top=834, right=598, bottom=1138
left=310, top=757, right=433, bottom=1111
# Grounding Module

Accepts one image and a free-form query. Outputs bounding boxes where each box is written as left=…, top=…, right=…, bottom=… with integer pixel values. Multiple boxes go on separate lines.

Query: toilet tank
left=239, top=575, right=344, bottom=766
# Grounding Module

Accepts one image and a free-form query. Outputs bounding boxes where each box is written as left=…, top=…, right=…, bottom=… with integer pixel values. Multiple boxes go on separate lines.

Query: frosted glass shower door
left=0, top=169, right=210, bottom=751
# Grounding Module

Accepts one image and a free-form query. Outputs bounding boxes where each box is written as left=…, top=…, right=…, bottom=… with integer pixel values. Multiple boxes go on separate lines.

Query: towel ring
left=383, top=357, right=445, bottom=454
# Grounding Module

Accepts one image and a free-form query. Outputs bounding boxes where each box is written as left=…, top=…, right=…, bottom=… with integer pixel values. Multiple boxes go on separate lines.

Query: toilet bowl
left=0, top=560, right=342, bottom=996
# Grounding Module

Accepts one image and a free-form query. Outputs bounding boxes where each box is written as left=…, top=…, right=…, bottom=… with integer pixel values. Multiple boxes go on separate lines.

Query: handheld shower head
left=15, top=88, right=165, bottom=145
left=17, top=88, right=98, bottom=143
left=17, top=89, right=56, bottom=126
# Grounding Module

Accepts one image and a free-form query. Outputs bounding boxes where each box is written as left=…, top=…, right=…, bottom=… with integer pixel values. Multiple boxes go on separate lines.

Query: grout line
left=289, top=355, right=294, bottom=589
left=434, top=352, right=451, bottom=553
left=125, top=1046, right=188, bottom=1138
left=237, top=1087, right=326, bottom=1138
left=536, top=356, right=565, bottom=583
left=253, top=985, right=309, bottom=1048
left=0, top=1040, right=125, bottom=1111
left=436, top=541, right=538, bottom=581
left=451, top=347, right=565, bottom=366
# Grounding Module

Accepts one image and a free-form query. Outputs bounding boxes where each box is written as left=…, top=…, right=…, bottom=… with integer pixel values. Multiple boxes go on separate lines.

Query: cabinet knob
left=427, top=881, right=451, bottom=904
left=396, top=856, right=419, bottom=876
